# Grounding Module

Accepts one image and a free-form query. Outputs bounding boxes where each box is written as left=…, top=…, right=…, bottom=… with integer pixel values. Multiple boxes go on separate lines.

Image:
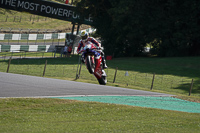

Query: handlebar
left=78, top=47, right=102, bottom=54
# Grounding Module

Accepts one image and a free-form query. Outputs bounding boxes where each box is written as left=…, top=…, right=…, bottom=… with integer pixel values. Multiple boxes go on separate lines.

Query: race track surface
left=1, top=72, right=200, bottom=113
left=0, top=72, right=173, bottom=98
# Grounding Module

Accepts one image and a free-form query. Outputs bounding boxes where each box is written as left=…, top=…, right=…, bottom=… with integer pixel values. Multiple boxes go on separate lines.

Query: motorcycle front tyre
left=98, top=76, right=107, bottom=85
left=86, top=55, right=95, bottom=74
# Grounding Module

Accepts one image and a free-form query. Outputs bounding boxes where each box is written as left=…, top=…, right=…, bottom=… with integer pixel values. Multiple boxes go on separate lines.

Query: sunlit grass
left=0, top=98, right=200, bottom=133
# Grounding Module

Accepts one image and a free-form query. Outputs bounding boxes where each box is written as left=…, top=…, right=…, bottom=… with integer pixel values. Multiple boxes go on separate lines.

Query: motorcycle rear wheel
left=86, top=55, right=95, bottom=74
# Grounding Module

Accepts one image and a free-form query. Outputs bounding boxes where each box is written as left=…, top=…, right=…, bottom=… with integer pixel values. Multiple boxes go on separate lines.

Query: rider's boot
left=81, top=54, right=85, bottom=63
left=101, top=52, right=107, bottom=69
left=102, top=58, right=108, bottom=69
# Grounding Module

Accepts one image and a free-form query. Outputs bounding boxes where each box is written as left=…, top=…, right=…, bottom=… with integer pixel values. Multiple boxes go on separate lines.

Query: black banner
left=0, top=0, right=93, bottom=25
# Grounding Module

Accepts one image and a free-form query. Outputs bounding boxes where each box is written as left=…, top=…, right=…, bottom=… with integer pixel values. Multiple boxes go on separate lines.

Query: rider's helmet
left=81, top=31, right=89, bottom=40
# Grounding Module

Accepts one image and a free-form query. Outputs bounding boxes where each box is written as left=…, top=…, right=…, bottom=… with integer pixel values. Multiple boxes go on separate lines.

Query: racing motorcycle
left=79, top=44, right=107, bottom=85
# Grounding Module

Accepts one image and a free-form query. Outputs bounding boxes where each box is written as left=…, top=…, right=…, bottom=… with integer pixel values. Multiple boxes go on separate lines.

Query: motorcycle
left=79, top=44, right=107, bottom=85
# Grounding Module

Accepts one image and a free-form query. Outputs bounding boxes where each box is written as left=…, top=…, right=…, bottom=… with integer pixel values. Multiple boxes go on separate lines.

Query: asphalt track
left=0, top=72, right=173, bottom=98
left=1, top=72, right=200, bottom=113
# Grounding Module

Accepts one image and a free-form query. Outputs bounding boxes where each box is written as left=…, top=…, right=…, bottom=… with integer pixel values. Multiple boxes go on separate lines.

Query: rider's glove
left=96, top=47, right=101, bottom=50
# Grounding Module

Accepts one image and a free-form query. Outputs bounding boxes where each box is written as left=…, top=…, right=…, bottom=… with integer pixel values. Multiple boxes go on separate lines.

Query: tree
left=75, top=0, right=200, bottom=57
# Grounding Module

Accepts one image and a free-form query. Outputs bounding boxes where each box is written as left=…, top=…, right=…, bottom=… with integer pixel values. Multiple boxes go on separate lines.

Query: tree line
left=75, top=0, right=200, bottom=57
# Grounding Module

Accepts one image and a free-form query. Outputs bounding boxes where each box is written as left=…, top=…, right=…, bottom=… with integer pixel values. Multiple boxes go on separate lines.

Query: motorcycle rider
left=77, top=31, right=107, bottom=69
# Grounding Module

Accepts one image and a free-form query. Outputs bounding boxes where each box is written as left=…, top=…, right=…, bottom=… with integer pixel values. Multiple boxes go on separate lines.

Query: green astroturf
left=52, top=96, right=200, bottom=113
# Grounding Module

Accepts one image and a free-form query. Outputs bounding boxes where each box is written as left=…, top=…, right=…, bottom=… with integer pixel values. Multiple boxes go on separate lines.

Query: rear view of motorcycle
left=79, top=44, right=107, bottom=85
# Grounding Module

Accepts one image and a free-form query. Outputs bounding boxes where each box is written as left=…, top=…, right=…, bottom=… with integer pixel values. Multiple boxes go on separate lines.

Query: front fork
left=94, top=56, right=103, bottom=79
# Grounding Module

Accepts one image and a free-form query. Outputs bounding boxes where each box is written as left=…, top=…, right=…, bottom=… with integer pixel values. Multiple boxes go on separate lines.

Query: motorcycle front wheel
left=86, top=55, right=95, bottom=74
left=98, top=70, right=107, bottom=85
left=98, top=76, right=107, bottom=85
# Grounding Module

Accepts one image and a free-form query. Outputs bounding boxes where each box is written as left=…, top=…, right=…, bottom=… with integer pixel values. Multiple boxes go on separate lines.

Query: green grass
left=0, top=39, right=65, bottom=43
left=0, top=52, right=55, bottom=58
left=0, top=9, right=72, bottom=30
left=107, top=57, right=200, bottom=95
left=0, top=98, right=200, bottom=133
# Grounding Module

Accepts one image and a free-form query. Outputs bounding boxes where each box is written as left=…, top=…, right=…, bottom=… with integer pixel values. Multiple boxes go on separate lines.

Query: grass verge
left=0, top=98, right=200, bottom=133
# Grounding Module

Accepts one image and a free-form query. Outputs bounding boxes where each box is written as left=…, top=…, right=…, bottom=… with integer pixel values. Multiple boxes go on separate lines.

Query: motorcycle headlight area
left=84, top=44, right=92, bottom=50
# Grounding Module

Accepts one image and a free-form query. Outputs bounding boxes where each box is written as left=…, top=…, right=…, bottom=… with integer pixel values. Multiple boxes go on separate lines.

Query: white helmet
left=81, top=31, right=89, bottom=40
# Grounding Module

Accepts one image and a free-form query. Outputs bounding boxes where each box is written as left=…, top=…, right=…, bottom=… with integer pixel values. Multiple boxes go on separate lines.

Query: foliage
left=75, top=0, right=200, bottom=57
